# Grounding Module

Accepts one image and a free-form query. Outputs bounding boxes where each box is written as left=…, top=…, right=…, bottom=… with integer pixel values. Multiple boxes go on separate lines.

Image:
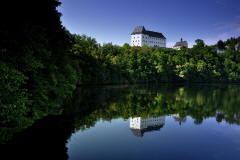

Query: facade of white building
left=130, top=116, right=165, bottom=137
left=235, top=43, right=240, bottom=51
left=131, top=26, right=166, bottom=47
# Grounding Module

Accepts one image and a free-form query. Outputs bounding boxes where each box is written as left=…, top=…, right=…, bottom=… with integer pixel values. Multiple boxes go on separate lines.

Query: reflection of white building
left=172, top=114, right=187, bottom=125
left=130, top=116, right=165, bottom=137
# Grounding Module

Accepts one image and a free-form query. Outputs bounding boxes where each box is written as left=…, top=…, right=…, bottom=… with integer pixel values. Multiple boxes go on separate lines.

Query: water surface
left=2, top=84, right=240, bottom=160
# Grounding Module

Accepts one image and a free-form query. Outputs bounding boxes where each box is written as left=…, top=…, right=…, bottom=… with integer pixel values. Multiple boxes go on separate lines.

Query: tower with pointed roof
left=173, top=38, right=188, bottom=50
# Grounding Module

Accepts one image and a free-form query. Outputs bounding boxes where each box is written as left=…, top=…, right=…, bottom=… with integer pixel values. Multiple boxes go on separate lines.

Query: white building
left=130, top=116, right=165, bottom=137
left=216, top=48, right=225, bottom=54
left=130, top=26, right=166, bottom=47
left=173, top=38, right=188, bottom=50
left=235, top=42, right=240, bottom=51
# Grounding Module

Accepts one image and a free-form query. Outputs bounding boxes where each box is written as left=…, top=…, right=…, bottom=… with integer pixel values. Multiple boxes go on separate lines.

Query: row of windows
left=132, top=43, right=140, bottom=46
left=143, top=43, right=165, bottom=45
left=132, top=36, right=164, bottom=41
left=133, top=36, right=164, bottom=39
left=149, top=41, right=164, bottom=44
left=142, top=36, right=163, bottom=40
left=133, top=40, right=165, bottom=44
left=133, top=36, right=140, bottom=39
left=142, top=119, right=161, bottom=122
left=132, top=40, right=140, bottom=42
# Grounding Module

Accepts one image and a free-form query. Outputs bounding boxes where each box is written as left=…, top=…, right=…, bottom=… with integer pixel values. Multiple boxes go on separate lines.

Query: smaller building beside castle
left=173, top=38, right=188, bottom=50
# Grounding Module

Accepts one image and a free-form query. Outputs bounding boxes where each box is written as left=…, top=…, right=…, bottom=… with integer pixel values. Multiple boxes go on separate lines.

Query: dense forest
left=1, top=0, right=240, bottom=143
left=70, top=35, right=240, bottom=84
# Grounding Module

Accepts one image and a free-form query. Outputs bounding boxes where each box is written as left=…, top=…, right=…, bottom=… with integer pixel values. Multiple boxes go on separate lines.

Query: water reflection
left=129, top=114, right=188, bottom=137
left=172, top=114, right=187, bottom=125
left=130, top=116, right=165, bottom=137
left=2, top=84, right=240, bottom=160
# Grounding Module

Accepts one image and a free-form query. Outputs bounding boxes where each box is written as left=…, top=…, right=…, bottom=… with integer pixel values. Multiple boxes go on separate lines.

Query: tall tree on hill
left=217, top=40, right=225, bottom=50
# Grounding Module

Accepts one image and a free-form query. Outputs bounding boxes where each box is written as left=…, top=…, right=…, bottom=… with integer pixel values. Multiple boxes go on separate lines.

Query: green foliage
left=64, top=85, right=240, bottom=132
left=195, top=39, right=205, bottom=47
left=0, top=62, right=30, bottom=124
left=217, top=40, right=225, bottom=50
left=69, top=35, right=240, bottom=84
left=0, top=62, right=33, bottom=143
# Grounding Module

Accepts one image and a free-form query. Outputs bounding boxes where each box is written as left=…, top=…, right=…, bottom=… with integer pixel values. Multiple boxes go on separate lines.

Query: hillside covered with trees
left=70, top=35, right=240, bottom=84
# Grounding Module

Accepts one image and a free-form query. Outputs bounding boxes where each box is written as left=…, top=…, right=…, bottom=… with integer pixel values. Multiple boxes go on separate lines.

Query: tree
left=217, top=40, right=225, bottom=50
left=194, top=39, right=205, bottom=47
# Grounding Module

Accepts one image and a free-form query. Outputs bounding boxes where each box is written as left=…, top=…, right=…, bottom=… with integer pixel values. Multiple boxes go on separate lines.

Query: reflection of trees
left=216, top=112, right=225, bottom=123
left=66, top=84, right=240, bottom=133
left=2, top=84, right=240, bottom=157
left=0, top=103, right=64, bottom=144
left=1, top=116, right=70, bottom=160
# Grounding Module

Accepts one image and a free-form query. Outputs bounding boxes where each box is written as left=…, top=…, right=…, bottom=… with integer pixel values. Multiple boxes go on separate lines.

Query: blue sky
left=58, top=0, right=240, bottom=47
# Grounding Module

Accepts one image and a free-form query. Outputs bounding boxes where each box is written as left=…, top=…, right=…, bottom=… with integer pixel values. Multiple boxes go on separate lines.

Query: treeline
left=70, top=36, right=240, bottom=84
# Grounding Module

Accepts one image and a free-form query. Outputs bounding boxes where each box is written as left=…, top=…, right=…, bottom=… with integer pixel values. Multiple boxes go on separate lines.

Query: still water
left=2, top=84, right=240, bottom=160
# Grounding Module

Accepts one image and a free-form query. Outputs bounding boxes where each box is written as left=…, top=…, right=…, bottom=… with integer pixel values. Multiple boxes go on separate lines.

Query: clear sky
left=58, top=0, right=240, bottom=47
